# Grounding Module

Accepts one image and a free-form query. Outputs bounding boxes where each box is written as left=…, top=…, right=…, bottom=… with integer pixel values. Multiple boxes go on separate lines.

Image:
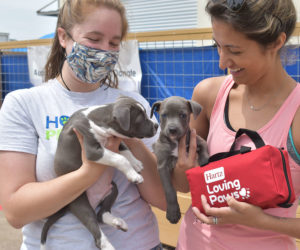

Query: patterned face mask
left=66, top=42, right=119, bottom=84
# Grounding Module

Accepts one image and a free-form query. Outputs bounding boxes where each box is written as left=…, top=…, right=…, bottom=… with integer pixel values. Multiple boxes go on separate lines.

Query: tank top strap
left=210, top=75, right=234, bottom=126
left=259, top=83, right=300, bottom=147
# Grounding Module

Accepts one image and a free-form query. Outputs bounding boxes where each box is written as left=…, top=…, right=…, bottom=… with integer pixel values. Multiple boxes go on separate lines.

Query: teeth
left=230, top=68, right=241, bottom=73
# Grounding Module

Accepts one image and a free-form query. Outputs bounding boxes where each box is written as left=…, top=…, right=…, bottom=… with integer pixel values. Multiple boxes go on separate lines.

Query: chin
left=231, top=75, right=247, bottom=86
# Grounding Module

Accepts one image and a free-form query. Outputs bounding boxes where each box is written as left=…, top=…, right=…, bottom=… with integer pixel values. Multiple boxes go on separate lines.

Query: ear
left=113, top=106, right=131, bottom=131
left=57, top=27, right=68, bottom=48
left=270, top=32, right=287, bottom=52
left=150, top=101, right=162, bottom=118
left=187, top=100, right=202, bottom=120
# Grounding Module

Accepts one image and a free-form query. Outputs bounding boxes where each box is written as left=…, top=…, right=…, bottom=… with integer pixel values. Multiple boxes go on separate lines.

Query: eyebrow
left=213, top=38, right=241, bottom=49
left=86, top=31, right=122, bottom=41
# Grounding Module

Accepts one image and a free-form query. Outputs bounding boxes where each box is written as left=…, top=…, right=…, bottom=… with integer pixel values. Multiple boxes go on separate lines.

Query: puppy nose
left=168, top=128, right=178, bottom=135
left=154, top=123, right=159, bottom=130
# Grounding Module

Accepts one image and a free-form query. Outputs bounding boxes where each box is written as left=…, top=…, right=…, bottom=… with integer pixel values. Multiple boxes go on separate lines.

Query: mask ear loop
left=59, top=49, right=71, bottom=91
left=60, top=69, right=70, bottom=91
left=58, top=27, right=74, bottom=91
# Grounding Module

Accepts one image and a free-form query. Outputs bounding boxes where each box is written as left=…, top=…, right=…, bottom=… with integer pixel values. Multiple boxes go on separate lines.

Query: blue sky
left=0, top=0, right=58, bottom=41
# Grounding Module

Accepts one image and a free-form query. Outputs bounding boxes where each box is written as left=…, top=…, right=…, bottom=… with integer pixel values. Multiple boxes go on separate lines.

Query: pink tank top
left=177, top=76, right=300, bottom=250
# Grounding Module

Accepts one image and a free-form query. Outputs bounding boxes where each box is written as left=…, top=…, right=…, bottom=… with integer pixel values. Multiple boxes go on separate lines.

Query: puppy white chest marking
left=88, top=120, right=131, bottom=146
left=171, top=142, right=179, bottom=157
left=88, top=121, right=109, bottom=145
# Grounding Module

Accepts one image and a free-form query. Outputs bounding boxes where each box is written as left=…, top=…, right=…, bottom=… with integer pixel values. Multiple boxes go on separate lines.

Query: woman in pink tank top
left=173, top=0, right=300, bottom=249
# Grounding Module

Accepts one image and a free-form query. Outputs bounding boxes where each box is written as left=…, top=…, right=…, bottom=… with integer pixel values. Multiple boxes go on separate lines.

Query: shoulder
left=0, top=86, right=41, bottom=120
left=193, top=75, right=226, bottom=97
left=2, top=88, right=33, bottom=107
left=3, top=81, right=56, bottom=102
left=192, top=75, right=227, bottom=116
left=1, top=81, right=59, bottom=117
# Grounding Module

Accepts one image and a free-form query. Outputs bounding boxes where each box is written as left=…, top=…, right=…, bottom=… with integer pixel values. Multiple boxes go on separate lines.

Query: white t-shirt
left=0, top=79, right=160, bottom=250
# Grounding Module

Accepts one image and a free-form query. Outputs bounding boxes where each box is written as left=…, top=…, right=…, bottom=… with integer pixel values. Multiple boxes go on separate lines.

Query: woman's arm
left=122, top=138, right=167, bottom=210
left=0, top=129, right=116, bottom=229
left=0, top=151, right=108, bottom=228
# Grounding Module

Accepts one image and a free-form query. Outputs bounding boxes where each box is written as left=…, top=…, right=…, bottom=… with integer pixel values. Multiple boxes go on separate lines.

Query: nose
left=101, top=42, right=111, bottom=51
left=97, top=41, right=110, bottom=51
left=218, top=49, right=230, bottom=71
left=168, top=127, right=178, bottom=135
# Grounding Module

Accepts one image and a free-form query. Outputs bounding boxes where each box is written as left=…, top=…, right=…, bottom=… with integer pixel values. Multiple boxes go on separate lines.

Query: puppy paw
left=100, top=240, right=115, bottom=250
left=121, top=150, right=144, bottom=172
left=126, top=170, right=144, bottom=184
left=96, top=233, right=115, bottom=250
left=112, top=218, right=128, bottom=232
left=166, top=206, right=181, bottom=224
left=131, top=158, right=143, bottom=173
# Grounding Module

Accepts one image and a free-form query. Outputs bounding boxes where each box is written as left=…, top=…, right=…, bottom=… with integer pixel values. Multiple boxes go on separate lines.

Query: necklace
left=246, top=91, right=274, bottom=112
left=61, top=72, right=71, bottom=91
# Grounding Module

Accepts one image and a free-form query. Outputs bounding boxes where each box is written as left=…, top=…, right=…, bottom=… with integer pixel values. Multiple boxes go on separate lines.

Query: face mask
left=66, top=42, right=119, bottom=84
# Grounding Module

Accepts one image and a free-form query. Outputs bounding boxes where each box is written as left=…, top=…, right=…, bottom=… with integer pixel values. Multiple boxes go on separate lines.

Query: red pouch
left=186, top=129, right=295, bottom=213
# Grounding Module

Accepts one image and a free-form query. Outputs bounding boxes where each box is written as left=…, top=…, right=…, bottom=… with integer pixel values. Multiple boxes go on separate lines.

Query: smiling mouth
left=230, top=68, right=243, bottom=73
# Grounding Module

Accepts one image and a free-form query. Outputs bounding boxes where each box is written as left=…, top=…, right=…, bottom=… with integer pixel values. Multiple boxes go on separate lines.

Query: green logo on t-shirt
left=46, top=115, right=70, bottom=140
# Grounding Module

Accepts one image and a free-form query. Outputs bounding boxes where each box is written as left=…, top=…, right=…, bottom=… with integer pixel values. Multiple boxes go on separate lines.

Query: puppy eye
left=180, top=113, right=187, bottom=119
left=161, top=113, right=167, bottom=119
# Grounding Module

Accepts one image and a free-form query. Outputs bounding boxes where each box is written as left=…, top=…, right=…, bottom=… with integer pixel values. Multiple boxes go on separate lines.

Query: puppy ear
left=150, top=101, right=161, bottom=118
left=187, top=100, right=202, bottom=120
left=113, top=106, right=131, bottom=131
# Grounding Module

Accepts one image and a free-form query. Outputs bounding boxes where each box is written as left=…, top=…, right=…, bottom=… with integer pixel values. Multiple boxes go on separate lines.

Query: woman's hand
left=172, top=129, right=198, bottom=192
left=73, top=128, right=122, bottom=170
left=177, top=129, right=199, bottom=171
left=120, top=137, right=167, bottom=210
left=192, top=195, right=266, bottom=228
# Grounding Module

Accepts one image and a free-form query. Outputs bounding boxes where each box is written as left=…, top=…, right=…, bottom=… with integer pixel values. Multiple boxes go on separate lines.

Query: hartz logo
left=204, top=167, right=225, bottom=184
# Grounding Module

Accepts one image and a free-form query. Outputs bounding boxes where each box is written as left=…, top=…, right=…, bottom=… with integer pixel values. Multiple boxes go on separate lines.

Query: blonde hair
left=206, top=0, right=297, bottom=47
left=45, top=0, right=128, bottom=87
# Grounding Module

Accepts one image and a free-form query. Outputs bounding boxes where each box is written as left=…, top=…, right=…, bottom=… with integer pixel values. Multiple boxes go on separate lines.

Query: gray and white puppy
left=151, top=96, right=209, bottom=224
left=41, top=96, right=158, bottom=250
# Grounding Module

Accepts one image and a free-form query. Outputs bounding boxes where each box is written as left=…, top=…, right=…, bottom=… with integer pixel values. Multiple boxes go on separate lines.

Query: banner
left=27, top=40, right=142, bottom=92
left=27, top=45, right=51, bottom=86
left=115, top=40, right=142, bottom=93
